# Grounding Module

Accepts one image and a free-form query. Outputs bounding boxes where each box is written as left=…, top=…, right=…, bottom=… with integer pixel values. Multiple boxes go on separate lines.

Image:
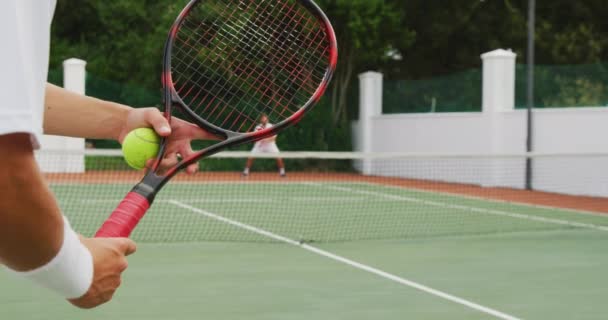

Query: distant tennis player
left=242, top=114, right=286, bottom=177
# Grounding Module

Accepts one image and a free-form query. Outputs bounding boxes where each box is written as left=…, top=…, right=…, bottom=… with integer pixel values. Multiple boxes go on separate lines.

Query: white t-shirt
left=254, top=123, right=276, bottom=146
left=0, top=0, right=56, bottom=148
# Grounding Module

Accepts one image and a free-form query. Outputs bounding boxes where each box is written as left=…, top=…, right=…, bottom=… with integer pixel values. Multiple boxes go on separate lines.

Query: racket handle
left=95, top=192, right=151, bottom=238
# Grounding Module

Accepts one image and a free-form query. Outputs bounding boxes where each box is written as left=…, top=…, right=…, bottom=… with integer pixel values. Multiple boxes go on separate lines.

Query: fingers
left=193, top=126, right=222, bottom=141
left=179, top=144, right=199, bottom=174
left=172, top=117, right=221, bottom=141
left=100, top=237, right=137, bottom=256
left=144, top=158, right=155, bottom=170
left=145, top=153, right=178, bottom=173
left=161, top=153, right=179, bottom=169
left=143, top=109, right=171, bottom=137
left=115, top=238, right=137, bottom=256
left=148, top=148, right=199, bottom=174
left=69, top=236, right=137, bottom=309
left=186, top=162, right=199, bottom=174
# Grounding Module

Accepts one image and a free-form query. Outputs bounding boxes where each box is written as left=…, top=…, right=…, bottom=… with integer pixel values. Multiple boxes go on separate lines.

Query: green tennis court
left=2, top=166, right=608, bottom=319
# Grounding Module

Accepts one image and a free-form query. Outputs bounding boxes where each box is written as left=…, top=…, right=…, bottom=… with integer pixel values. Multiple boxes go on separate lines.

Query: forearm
left=44, top=83, right=130, bottom=140
left=0, top=134, right=63, bottom=271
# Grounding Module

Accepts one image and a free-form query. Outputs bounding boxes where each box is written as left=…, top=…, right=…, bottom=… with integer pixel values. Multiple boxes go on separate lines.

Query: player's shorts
left=251, top=142, right=280, bottom=154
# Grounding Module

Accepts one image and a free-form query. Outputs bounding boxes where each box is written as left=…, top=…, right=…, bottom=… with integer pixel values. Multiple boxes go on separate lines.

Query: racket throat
left=131, top=172, right=165, bottom=204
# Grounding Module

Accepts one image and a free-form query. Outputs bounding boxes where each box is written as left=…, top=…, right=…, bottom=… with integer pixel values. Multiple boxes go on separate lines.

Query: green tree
left=535, top=0, right=608, bottom=64
left=50, top=0, right=186, bottom=90
left=386, top=0, right=527, bottom=78
left=49, top=0, right=608, bottom=148
left=319, top=0, right=415, bottom=124
left=386, top=0, right=608, bottom=79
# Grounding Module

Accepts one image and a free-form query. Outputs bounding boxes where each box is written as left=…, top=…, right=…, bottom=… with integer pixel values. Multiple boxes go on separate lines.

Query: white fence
left=353, top=49, right=608, bottom=197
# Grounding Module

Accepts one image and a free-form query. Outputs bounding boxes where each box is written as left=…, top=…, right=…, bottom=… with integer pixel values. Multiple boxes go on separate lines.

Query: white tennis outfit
left=1, top=1, right=94, bottom=300
left=0, top=0, right=56, bottom=148
left=251, top=123, right=280, bottom=153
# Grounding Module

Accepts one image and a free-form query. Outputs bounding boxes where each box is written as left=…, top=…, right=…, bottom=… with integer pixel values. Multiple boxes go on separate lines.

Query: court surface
left=2, top=178, right=607, bottom=319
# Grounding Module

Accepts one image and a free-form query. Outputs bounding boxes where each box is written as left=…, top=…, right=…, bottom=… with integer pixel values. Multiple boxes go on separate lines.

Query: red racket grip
left=94, top=192, right=151, bottom=238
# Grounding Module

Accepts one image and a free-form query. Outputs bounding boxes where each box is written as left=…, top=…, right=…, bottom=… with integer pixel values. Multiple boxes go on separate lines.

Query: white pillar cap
left=358, top=71, right=383, bottom=79
left=62, top=58, right=87, bottom=67
left=481, top=49, right=516, bottom=60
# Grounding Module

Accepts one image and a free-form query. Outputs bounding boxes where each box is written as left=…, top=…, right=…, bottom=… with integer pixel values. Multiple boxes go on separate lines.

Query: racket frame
left=96, top=0, right=337, bottom=237
left=144, top=0, right=337, bottom=199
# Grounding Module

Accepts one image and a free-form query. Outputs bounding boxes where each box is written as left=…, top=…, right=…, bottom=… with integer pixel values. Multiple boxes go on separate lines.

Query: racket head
left=95, top=0, right=336, bottom=238
left=154, top=0, right=337, bottom=173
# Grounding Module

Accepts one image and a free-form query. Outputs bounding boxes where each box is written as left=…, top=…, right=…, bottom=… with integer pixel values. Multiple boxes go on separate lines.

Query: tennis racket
left=95, top=0, right=337, bottom=237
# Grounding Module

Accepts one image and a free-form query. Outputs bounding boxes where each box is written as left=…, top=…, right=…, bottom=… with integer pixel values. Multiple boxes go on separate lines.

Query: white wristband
left=10, top=216, right=94, bottom=299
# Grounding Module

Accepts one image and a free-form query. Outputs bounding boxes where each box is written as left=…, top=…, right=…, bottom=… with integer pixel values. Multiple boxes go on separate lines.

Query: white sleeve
left=0, top=0, right=55, bottom=149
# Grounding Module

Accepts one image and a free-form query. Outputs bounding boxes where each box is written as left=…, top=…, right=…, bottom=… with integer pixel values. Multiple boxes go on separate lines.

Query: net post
left=525, top=0, right=536, bottom=190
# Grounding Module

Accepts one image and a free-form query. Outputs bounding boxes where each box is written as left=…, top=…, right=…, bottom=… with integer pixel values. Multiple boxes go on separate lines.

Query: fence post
left=357, top=71, right=383, bottom=175
left=481, top=49, right=517, bottom=186
left=38, top=58, right=87, bottom=173
left=482, top=49, right=516, bottom=114
left=63, top=58, right=87, bottom=95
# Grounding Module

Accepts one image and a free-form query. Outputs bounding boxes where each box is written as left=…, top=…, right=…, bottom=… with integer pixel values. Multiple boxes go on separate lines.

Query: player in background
left=1, top=0, right=213, bottom=309
left=242, top=114, right=286, bottom=177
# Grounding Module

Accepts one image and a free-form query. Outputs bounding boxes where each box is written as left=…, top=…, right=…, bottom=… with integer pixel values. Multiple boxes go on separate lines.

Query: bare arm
left=44, top=83, right=130, bottom=141
left=0, top=133, right=138, bottom=308
left=44, top=82, right=220, bottom=173
left=0, top=134, right=63, bottom=270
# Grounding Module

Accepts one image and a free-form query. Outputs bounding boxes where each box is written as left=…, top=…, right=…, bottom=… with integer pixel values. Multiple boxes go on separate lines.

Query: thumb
left=144, top=109, right=171, bottom=137
left=114, top=238, right=137, bottom=256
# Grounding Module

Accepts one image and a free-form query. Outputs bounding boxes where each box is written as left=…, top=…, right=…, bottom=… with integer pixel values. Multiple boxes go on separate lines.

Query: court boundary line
left=308, top=183, right=608, bottom=232
left=168, top=200, right=521, bottom=320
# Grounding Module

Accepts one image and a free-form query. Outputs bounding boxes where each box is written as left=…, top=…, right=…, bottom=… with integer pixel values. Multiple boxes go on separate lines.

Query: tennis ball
left=122, top=128, right=161, bottom=170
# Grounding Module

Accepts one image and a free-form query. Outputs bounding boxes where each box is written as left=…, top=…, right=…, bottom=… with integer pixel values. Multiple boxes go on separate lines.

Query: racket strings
left=197, top=3, right=326, bottom=125
left=171, top=0, right=330, bottom=133
left=173, top=26, right=277, bottom=129
left=184, top=1, right=323, bottom=93
left=176, top=6, right=318, bottom=120
left=172, top=50, right=259, bottom=127
left=245, top=2, right=327, bottom=121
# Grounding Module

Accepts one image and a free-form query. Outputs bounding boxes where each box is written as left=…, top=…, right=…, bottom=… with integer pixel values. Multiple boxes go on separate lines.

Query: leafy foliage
left=50, top=0, right=608, bottom=149
left=50, top=0, right=188, bottom=89
left=318, top=0, right=415, bottom=124
left=515, top=63, right=608, bottom=108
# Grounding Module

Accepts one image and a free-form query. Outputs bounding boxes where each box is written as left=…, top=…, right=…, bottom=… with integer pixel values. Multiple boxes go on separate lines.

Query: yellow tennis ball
left=122, top=128, right=161, bottom=170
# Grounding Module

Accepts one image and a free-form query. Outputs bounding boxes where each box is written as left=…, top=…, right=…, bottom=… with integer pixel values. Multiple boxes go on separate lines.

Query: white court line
left=288, top=197, right=366, bottom=202
left=355, top=181, right=608, bottom=219
left=168, top=200, right=520, bottom=320
left=308, top=183, right=608, bottom=232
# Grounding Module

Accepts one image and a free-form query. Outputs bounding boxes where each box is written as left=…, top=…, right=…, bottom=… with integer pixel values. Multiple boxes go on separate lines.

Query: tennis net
left=37, top=149, right=608, bottom=243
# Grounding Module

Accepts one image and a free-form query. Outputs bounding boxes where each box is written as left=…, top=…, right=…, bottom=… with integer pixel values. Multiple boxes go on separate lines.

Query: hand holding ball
left=122, top=128, right=161, bottom=170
